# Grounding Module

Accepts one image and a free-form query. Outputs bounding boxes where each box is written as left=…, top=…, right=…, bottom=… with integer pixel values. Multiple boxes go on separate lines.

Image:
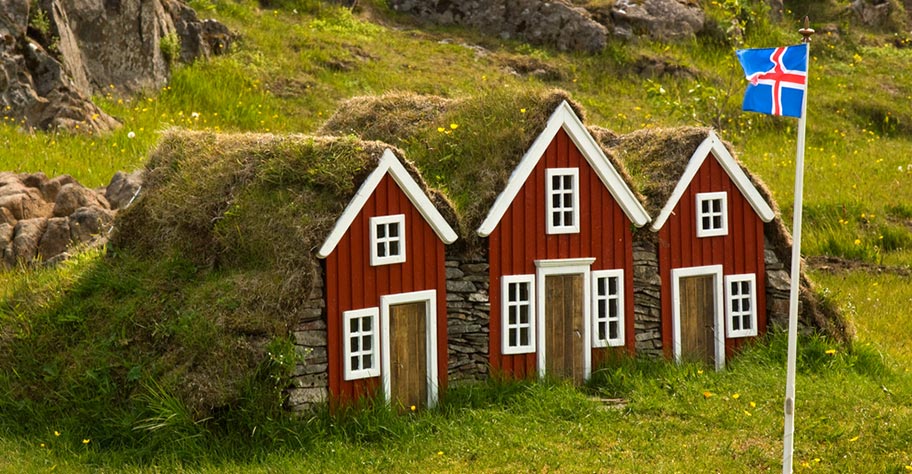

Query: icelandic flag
left=736, top=44, right=808, bottom=118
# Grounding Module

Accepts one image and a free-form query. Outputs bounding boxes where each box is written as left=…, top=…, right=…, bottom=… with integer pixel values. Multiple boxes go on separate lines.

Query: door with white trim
left=672, top=265, right=725, bottom=370
left=544, top=273, right=585, bottom=384
left=381, top=290, right=439, bottom=410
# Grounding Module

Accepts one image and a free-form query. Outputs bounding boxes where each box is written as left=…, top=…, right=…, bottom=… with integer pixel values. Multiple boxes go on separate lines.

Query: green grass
left=2, top=0, right=912, bottom=471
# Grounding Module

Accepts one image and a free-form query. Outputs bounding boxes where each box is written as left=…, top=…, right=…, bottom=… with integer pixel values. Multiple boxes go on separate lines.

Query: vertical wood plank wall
left=325, top=173, right=448, bottom=404
left=657, top=154, right=768, bottom=359
left=488, top=128, right=636, bottom=379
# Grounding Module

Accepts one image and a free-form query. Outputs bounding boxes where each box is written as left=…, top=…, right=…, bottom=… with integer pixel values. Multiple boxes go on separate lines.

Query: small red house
left=476, top=101, right=650, bottom=384
left=316, top=149, right=458, bottom=408
left=648, top=131, right=775, bottom=370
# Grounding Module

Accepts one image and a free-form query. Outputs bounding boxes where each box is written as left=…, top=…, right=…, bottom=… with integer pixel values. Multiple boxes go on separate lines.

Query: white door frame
left=671, top=264, right=726, bottom=371
left=534, top=258, right=596, bottom=380
left=380, top=289, right=439, bottom=408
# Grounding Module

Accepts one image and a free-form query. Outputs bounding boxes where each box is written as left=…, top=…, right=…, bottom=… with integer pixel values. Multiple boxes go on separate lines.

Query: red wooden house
left=476, top=101, right=651, bottom=384
left=647, top=131, right=775, bottom=370
left=316, top=149, right=458, bottom=408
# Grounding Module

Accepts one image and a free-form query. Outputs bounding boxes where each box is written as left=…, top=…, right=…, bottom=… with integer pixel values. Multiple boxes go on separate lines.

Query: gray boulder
left=68, top=205, right=114, bottom=243
left=53, top=182, right=109, bottom=217
left=37, top=216, right=70, bottom=260
left=10, top=217, right=48, bottom=264
left=610, top=0, right=705, bottom=41
left=105, top=170, right=143, bottom=210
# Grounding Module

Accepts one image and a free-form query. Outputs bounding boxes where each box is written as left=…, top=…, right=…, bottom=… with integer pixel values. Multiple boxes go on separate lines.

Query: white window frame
left=696, top=192, right=728, bottom=238
left=725, top=274, right=758, bottom=338
left=342, top=307, right=381, bottom=381
left=545, top=168, right=580, bottom=235
left=370, top=214, right=406, bottom=266
left=591, top=269, right=624, bottom=348
left=501, top=274, right=536, bottom=355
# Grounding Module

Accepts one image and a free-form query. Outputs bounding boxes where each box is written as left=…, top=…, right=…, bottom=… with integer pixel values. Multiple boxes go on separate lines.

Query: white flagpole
left=782, top=17, right=814, bottom=474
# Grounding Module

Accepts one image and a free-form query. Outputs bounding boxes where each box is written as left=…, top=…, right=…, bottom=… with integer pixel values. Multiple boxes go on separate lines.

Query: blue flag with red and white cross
left=736, top=44, right=808, bottom=118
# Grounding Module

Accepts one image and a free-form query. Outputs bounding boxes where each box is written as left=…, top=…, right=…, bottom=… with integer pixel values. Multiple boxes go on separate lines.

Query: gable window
left=592, top=270, right=624, bottom=347
left=343, top=307, right=381, bottom=380
left=725, top=274, right=757, bottom=338
left=546, top=168, right=580, bottom=234
left=370, top=214, right=406, bottom=266
left=696, top=192, right=728, bottom=237
left=502, top=275, right=536, bottom=354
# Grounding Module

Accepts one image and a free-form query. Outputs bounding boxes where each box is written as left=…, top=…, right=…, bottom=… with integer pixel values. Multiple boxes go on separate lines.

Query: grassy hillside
left=1, top=0, right=912, bottom=470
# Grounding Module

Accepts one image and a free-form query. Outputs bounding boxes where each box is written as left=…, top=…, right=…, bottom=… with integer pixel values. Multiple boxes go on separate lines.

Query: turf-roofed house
left=116, top=132, right=459, bottom=412
left=476, top=101, right=650, bottom=384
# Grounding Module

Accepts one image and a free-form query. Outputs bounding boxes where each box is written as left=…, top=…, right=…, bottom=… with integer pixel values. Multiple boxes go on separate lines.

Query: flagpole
left=782, top=17, right=814, bottom=474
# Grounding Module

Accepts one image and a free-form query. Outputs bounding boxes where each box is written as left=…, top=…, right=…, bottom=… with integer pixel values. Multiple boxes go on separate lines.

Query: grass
left=2, top=0, right=912, bottom=471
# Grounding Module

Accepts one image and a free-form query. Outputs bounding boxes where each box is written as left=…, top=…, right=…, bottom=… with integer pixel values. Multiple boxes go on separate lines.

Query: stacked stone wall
left=632, top=239, right=663, bottom=358
left=445, top=257, right=490, bottom=381
left=288, top=264, right=329, bottom=411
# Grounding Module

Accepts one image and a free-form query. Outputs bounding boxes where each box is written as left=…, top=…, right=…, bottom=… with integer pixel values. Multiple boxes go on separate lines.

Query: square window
left=696, top=192, right=728, bottom=238
left=546, top=168, right=580, bottom=235
left=592, top=269, right=624, bottom=348
left=725, top=274, right=758, bottom=338
left=502, top=275, right=536, bottom=354
left=370, top=214, right=406, bottom=266
left=343, top=308, right=381, bottom=380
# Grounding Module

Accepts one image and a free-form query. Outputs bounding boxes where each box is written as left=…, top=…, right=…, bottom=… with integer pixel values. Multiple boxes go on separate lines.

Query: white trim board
left=671, top=265, right=726, bottom=371
left=477, top=101, right=650, bottom=237
left=650, top=131, right=775, bottom=233
left=380, top=289, right=439, bottom=408
left=317, top=149, right=458, bottom=258
left=534, top=258, right=596, bottom=381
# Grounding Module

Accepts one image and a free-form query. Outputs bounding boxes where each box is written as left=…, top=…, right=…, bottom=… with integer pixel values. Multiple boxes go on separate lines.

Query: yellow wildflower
left=82, top=439, right=90, bottom=444
left=437, top=127, right=445, bottom=133
left=449, top=123, right=458, bottom=130
left=732, top=393, right=740, bottom=400
left=702, top=391, right=713, bottom=399
left=825, top=349, right=837, bottom=355
left=54, top=431, right=60, bottom=437
left=410, top=405, right=416, bottom=412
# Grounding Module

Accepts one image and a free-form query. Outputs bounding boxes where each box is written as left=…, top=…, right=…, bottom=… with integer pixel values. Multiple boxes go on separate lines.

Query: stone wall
left=632, top=238, right=663, bottom=358
left=287, top=263, right=329, bottom=411
left=445, top=257, right=490, bottom=382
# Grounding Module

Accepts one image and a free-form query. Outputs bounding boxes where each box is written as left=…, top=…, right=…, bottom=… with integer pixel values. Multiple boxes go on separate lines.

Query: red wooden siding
left=488, top=128, right=636, bottom=379
left=657, top=153, right=767, bottom=358
left=325, top=173, right=448, bottom=404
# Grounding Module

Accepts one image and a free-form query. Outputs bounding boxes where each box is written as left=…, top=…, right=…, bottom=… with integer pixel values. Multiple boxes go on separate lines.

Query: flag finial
left=799, top=16, right=814, bottom=43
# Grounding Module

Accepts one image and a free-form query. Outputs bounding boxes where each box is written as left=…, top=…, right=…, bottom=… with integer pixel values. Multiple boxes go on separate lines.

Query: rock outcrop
left=0, top=170, right=141, bottom=266
left=0, top=0, right=232, bottom=133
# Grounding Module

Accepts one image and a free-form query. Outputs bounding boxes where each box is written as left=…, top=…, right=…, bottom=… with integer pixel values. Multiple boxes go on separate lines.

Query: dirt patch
left=807, top=255, right=912, bottom=277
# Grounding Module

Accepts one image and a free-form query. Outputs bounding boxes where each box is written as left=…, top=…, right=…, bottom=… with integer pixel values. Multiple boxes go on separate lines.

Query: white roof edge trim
left=477, top=100, right=651, bottom=237
left=649, top=131, right=775, bottom=232
left=317, top=149, right=458, bottom=259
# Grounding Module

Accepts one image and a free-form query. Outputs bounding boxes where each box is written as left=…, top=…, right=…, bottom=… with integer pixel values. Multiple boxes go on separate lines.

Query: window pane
left=598, top=300, right=606, bottom=318
left=563, top=175, right=572, bottom=189
left=712, top=216, right=721, bottom=228
left=519, top=305, right=529, bottom=324
left=564, top=211, right=573, bottom=225
left=520, top=327, right=529, bottom=346
left=508, top=282, right=517, bottom=301
left=552, top=175, right=561, bottom=189
left=351, top=356, right=360, bottom=371
left=702, top=216, right=711, bottom=229
left=609, top=321, right=618, bottom=340
left=741, top=281, right=750, bottom=294
left=743, top=297, right=750, bottom=312
left=552, top=193, right=561, bottom=208
left=363, top=334, right=372, bottom=351
left=598, top=321, right=606, bottom=340
left=732, top=316, right=741, bottom=331
left=350, top=318, right=359, bottom=333
left=563, top=193, right=572, bottom=207
left=389, top=240, right=400, bottom=256
left=351, top=336, right=359, bottom=352
left=553, top=212, right=561, bottom=227
left=376, top=225, right=386, bottom=238
left=713, top=199, right=721, bottom=213
left=608, top=277, right=617, bottom=295
left=508, top=308, right=517, bottom=325
left=377, top=242, right=386, bottom=257
left=597, top=278, right=606, bottom=296
left=702, top=200, right=710, bottom=213
left=519, top=282, right=528, bottom=301
left=364, top=354, right=373, bottom=369
left=743, top=316, right=752, bottom=330
left=732, top=299, right=740, bottom=312
left=390, top=223, right=399, bottom=238
left=509, top=329, right=517, bottom=347
left=730, top=282, right=739, bottom=295
left=362, top=316, right=371, bottom=331
left=609, top=300, right=618, bottom=318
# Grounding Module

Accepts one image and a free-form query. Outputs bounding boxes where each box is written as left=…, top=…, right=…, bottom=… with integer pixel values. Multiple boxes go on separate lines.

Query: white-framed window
left=502, top=274, right=536, bottom=354
left=370, top=214, right=406, bottom=266
left=696, top=192, right=728, bottom=237
left=725, top=274, right=758, bottom=338
left=546, top=168, right=580, bottom=234
left=343, top=307, right=381, bottom=380
left=592, top=269, right=624, bottom=347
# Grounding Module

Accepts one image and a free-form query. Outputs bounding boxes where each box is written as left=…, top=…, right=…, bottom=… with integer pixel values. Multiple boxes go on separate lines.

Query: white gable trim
left=477, top=101, right=650, bottom=237
left=650, top=131, right=775, bottom=232
left=317, top=149, right=458, bottom=258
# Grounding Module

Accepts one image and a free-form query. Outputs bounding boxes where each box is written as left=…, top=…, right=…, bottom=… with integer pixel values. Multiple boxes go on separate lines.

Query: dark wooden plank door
left=544, top=274, right=585, bottom=385
left=680, top=275, right=715, bottom=365
left=389, top=302, right=428, bottom=411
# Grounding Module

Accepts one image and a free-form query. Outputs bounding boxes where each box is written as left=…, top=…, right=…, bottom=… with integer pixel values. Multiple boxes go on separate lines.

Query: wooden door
left=544, top=274, right=585, bottom=385
left=389, top=301, right=428, bottom=411
left=679, top=275, right=716, bottom=365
